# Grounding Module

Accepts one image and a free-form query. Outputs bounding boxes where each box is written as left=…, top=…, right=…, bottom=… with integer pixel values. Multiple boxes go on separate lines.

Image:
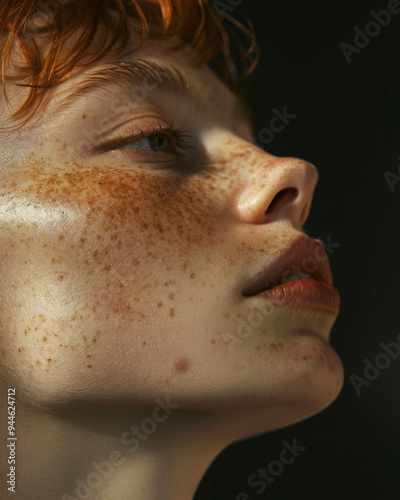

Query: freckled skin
left=0, top=40, right=343, bottom=420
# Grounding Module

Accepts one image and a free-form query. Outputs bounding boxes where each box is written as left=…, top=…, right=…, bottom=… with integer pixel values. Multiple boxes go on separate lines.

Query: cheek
left=0, top=162, right=229, bottom=403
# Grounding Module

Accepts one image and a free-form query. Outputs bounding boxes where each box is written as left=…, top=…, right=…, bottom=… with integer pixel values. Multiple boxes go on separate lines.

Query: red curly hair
left=0, top=0, right=258, bottom=127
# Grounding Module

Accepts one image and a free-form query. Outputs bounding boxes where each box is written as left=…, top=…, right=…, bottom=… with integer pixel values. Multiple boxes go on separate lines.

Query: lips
left=242, top=236, right=334, bottom=297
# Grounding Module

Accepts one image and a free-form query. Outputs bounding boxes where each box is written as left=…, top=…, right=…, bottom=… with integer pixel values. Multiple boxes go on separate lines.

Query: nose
left=231, top=145, right=318, bottom=228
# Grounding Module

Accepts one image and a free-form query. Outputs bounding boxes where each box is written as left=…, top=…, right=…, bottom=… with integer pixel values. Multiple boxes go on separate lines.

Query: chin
left=208, top=338, right=344, bottom=442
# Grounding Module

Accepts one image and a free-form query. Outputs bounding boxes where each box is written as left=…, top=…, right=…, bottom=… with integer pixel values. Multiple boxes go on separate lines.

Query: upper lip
left=242, top=236, right=333, bottom=297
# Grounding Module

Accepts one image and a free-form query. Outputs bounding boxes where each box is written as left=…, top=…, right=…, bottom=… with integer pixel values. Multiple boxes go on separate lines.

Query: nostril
left=265, top=187, right=298, bottom=216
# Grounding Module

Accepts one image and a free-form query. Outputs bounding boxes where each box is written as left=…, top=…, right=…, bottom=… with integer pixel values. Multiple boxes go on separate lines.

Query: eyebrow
left=52, top=59, right=203, bottom=113
left=50, top=58, right=252, bottom=128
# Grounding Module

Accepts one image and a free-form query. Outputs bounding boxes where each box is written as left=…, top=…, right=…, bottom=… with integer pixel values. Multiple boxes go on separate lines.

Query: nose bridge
left=227, top=136, right=319, bottom=227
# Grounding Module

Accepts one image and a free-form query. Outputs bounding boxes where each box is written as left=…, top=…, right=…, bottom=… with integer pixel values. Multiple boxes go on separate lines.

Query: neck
left=4, top=398, right=242, bottom=500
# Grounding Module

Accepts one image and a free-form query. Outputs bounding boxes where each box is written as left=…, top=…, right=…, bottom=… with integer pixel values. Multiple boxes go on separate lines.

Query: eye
left=93, top=123, right=193, bottom=163
left=123, top=133, right=172, bottom=153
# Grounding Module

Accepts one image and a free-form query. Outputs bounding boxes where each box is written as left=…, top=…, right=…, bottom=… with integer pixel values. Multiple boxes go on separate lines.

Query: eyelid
left=91, top=117, right=194, bottom=164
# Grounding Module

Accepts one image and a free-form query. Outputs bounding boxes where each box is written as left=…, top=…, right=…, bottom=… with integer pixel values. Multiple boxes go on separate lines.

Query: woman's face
left=0, top=31, right=343, bottom=423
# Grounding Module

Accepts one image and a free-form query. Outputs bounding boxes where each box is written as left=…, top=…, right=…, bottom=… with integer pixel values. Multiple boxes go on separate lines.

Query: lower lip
left=255, top=279, right=340, bottom=313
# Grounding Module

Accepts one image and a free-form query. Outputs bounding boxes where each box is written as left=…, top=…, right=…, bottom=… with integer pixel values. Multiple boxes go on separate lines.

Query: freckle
left=59, top=344, right=63, bottom=347
left=168, top=293, right=175, bottom=300
left=157, top=302, right=163, bottom=307
left=169, top=308, right=175, bottom=317
left=86, top=354, right=91, bottom=358
left=174, top=357, right=189, bottom=373
left=47, top=359, right=51, bottom=362
left=42, top=336, right=47, bottom=341
left=58, top=275, right=64, bottom=281
left=223, top=313, right=230, bottom=318
left=142, top=341, right=147, bottom=345
left=82, top=114, right=86, bottom=119
left=36, top=360, right=40, bottom=365
left=58, top=234, right=64, bottom=241
left=164, top=379, right=170, bottom=384
left=18, top=348, right=21, bottom=352
left=211, top=339, right=216, bottom=344
left=87, top=364, right=92, bottom=368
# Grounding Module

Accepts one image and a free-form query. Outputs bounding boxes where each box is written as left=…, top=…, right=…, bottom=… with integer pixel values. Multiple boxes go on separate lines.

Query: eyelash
left=96, top=123, right=193, bottom=159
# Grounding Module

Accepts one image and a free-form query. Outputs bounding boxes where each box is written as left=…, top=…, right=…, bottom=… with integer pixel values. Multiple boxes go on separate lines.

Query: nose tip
left=233, top=157, right=318, bottom=227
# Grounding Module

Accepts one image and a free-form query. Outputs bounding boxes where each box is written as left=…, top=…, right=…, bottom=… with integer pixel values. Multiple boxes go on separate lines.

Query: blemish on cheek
left=270, top=342, right=284, bottom=351
left=94, top=288, right=146, bottom=318
left=174, top=357, right=189, bottom=374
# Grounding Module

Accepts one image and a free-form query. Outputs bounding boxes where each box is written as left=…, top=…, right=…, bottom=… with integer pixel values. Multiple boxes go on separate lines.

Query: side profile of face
left=0, top=19, right=343, bottom=433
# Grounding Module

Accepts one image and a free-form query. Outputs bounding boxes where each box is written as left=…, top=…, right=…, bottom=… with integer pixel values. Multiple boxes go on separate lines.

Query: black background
left=195, top=1, right=400, bottom=499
